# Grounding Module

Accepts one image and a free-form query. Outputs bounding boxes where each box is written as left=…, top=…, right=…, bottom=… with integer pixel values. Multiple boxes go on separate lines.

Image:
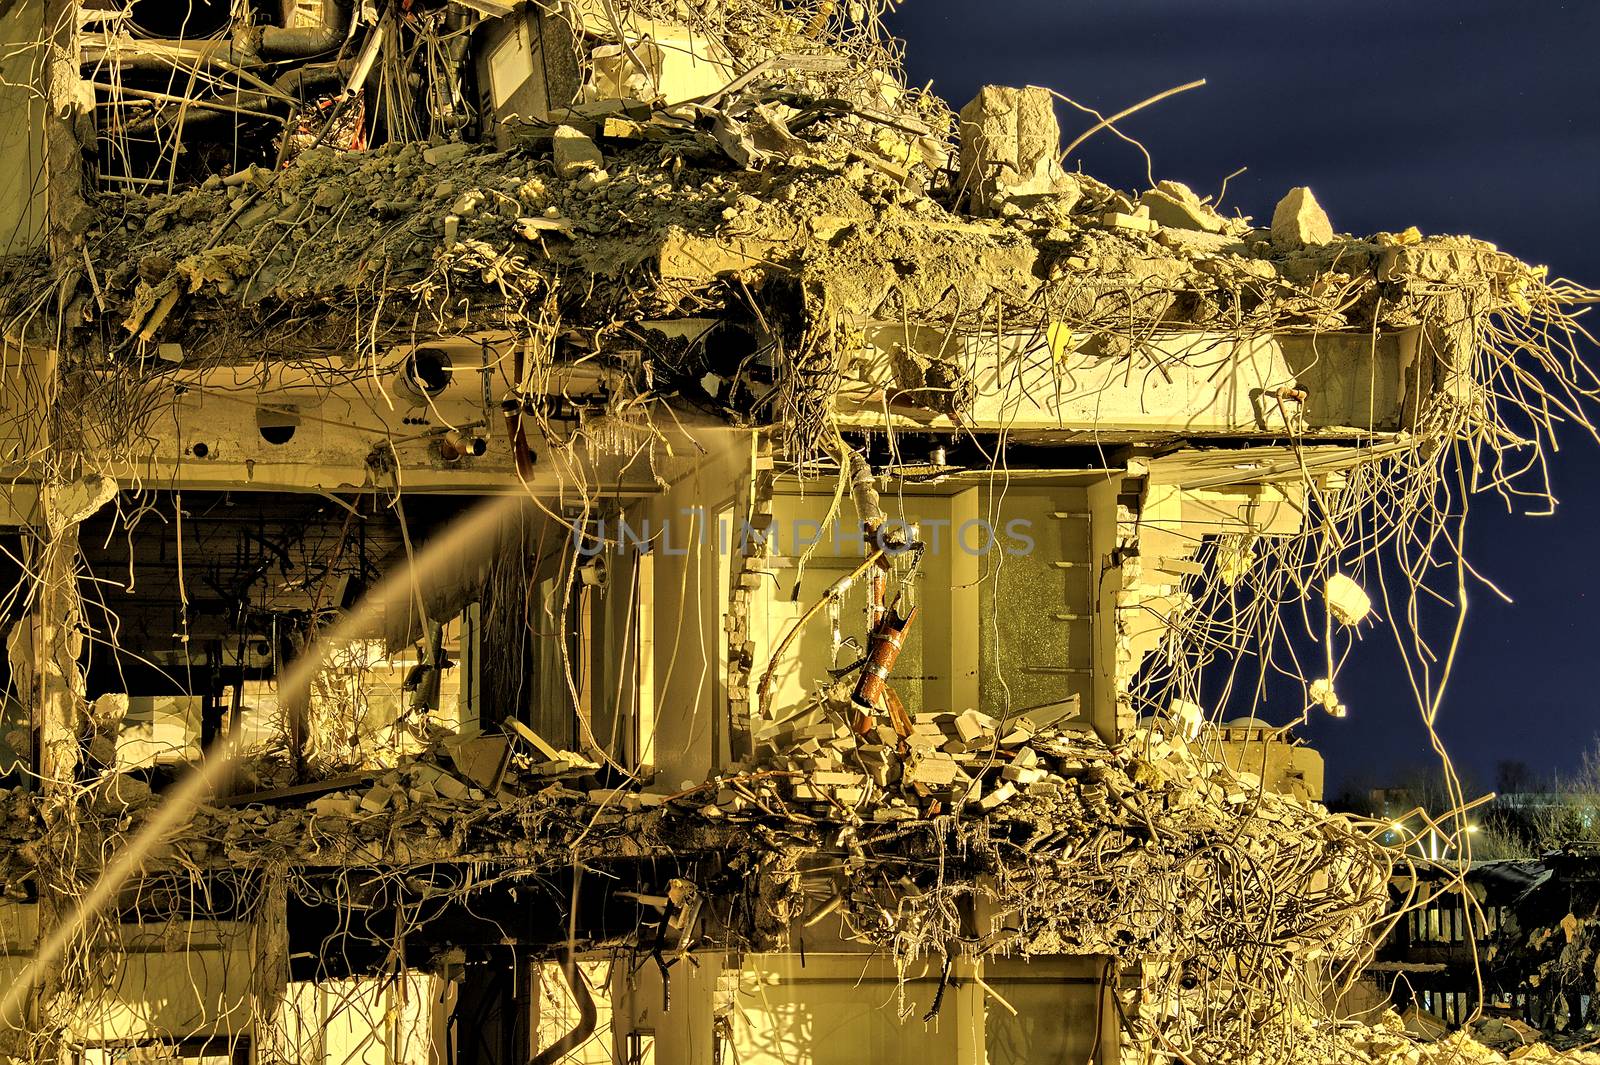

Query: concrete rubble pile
left=0, top=699, right=1398, bottom=1062
left=724, top=692, right=1391, bottom=969
left=1197, top=1012, right=1600, bottom=1065
left=22, top=126, right=1539, bottom=353
left=8, top=698, right=1598, bottom=1063
left=0, top=28, right=1554, bottom=467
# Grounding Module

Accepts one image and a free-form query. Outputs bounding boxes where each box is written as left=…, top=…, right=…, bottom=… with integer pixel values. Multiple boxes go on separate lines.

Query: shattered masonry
left=0, top=0, right=1597, bottom=1063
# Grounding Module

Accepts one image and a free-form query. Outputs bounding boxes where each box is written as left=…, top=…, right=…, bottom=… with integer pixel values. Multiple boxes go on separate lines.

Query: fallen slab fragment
left=503, top=718, right=562, bottom=762
left=1140, top=180, right=1226, bottom=234
left=657, top=229, right=779, bottom=281
left=903, top=750, right=959, bottom=787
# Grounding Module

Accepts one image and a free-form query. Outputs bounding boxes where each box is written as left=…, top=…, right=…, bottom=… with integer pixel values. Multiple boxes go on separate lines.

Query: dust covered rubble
left=0, top=691, right=1385, bottom=951
left=3, top=696, right=1592, bottom=1065
left=0, top=80, right=1547, bottom=400
left=1169, top=1012, right=1600, bottom=1065
left=662, top=685, right=1396, bottom=973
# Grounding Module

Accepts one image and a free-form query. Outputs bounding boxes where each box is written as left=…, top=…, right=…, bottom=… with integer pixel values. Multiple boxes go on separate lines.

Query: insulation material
left=587, top=26, right=736, bottom=105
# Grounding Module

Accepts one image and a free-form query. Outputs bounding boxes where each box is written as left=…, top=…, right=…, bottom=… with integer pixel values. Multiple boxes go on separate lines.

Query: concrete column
left=27, top=526, right=83, bottom=794
left=41, top=0, right=93, bottom=270
left=251, top=867, right=290, bottom=1064
left=1085, top=473, right=1125, bottom=743
left=947, top=488, right=980, bottom=714
left=951, top=959, right=987, bottom=1065
left=1096, top=959, right=1123, bottom=1065
left=10, top=519, right=87, bottom=1061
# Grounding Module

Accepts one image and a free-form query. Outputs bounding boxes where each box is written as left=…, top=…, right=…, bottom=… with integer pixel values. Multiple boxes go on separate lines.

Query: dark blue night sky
left=887, top=0, right=1600, bottom=795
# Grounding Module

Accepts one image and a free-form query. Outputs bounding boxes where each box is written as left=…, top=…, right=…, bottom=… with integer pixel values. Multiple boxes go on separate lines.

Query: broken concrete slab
left=1020, top=694, right=1082, bottom=732
left=657, top=229, right=777, bottom=280
left=503, top=718, right=562, bottom=762
left=444, top=734, right=512, bottom=793
left=1140, top=180, right=1226, bottom=234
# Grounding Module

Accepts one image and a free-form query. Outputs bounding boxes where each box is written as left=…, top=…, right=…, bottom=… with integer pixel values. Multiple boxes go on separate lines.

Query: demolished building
left=1, top=0, right=1598, bottom=1062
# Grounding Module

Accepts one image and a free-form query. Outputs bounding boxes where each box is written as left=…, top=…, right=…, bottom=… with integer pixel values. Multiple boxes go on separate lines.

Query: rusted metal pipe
left=851, top=605, right=918, bottom=715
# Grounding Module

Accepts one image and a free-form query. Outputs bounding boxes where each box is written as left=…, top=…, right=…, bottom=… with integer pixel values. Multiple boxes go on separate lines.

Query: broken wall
left=607, top=950, right=1108, bottom=1065
left=1209, top=725, right=1325, bottom=802
left=747, top=477, right=1095, bottom=740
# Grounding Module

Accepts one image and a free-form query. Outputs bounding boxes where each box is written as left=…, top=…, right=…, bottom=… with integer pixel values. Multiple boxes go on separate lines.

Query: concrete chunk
left=445, top=735, right=512, bottom=792
left=1101, top=210, right=1157, bottom=234
left=308, top=793, right=359, bottom=816
left=1026, top=779, right=1064, bottom=800
left=1271, top=186, right=1333, bottom=248
left=863, top=758, right=896, bottom=787
left=957, top=85, right=1074, bottom=215
left=1324, top=572, right=1372, bottom=625
left=552, top=125, right=604, bottom=178
left=414, top=763, right=471, bottom=800
left=953, top=710, right=987, bottom=745
left=903, top=751, right=959, bottom=787
left=1001, top=765, right=1045, bottom=785
left=976, top=781, right=1017, bottom=811
left=359, top=784, right=394, bottom=813
left=590, top=788, right=643, bottom=810
left=422, top=142, right=472, bottom=166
